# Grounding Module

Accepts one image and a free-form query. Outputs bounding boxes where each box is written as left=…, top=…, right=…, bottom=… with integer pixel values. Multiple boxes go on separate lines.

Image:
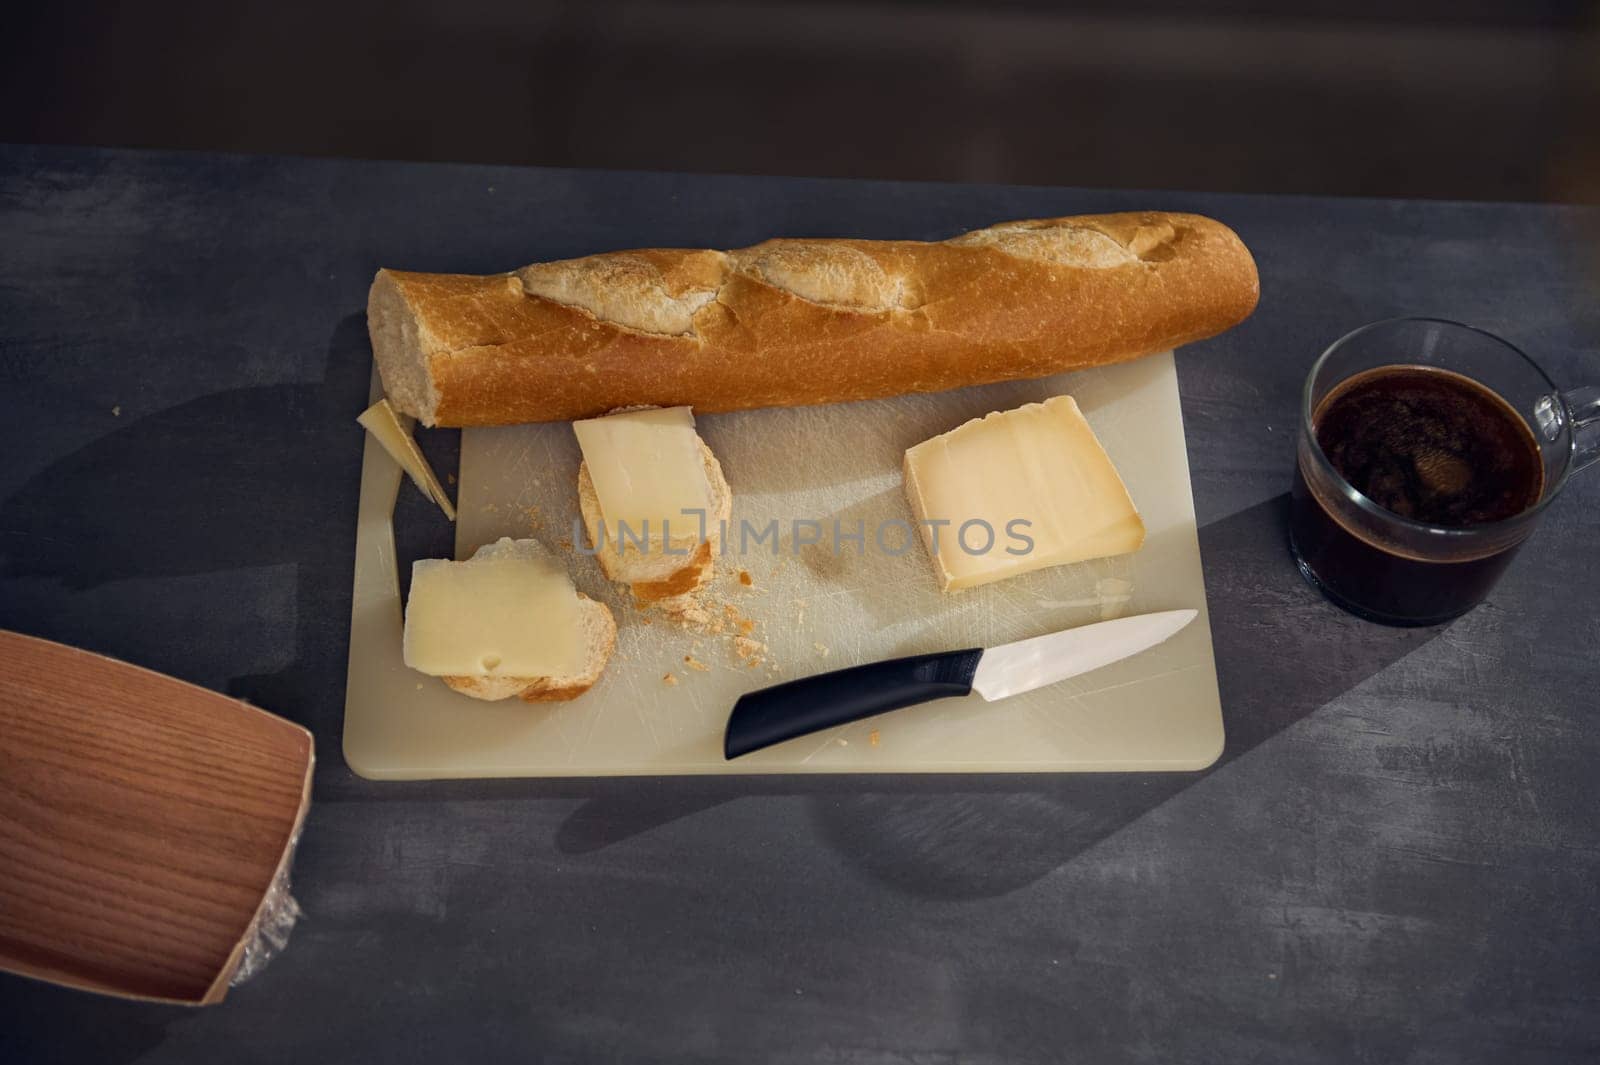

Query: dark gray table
left=2, top=145, right=1597, bottom=1065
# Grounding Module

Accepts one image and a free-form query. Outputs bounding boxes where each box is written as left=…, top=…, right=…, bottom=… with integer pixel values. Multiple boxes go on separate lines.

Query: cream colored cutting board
left=344, top=352, right=1222, bottom=778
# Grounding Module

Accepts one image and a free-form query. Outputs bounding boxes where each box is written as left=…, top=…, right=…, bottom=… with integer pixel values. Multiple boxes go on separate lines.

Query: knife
left=723, top=609, right=1198, bottom=759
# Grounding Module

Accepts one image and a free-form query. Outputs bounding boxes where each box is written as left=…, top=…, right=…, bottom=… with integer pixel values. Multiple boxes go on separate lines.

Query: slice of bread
left=434, top=538, right=617, bottom=703
left=577, top=437, right=732, bottom=606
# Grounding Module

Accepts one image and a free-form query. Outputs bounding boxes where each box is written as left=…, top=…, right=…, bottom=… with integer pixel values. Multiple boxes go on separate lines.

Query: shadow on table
left=0, top=976, right=183, bottom=1065
left=803, top=493, right=1447, bottom=898
left=0, top=312, right=434, bottom=749
left=368, top=494, right=1447, bottom=899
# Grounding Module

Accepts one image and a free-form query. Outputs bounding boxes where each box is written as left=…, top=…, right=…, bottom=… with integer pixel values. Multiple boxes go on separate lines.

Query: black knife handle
left=724, top=648, right=985, bottom=759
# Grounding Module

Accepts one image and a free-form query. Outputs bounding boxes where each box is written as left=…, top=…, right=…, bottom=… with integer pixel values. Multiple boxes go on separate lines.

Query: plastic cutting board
left=344, top=351, right=1222, bottom=778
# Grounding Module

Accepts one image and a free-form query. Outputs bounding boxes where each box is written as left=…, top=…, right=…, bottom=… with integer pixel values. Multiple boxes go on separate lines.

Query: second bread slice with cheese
left=573, top=407, right=732, bottom=606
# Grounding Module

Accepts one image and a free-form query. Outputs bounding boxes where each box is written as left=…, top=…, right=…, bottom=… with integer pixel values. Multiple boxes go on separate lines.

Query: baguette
left=368, top=212, right=1258, bottom=427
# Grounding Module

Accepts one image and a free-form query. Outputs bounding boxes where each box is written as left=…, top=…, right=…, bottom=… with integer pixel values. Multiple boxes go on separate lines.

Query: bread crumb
left=558, top=536, right=574, bottom=551
left=813, top=642, right=829, bottom=657
left=640, top=616, right=652, bottom=626
left=111, top=405, right=121, bottom=417
left=869, top=729, right=880, bottom=747
left=738, top=618, right=756, bottom=636
left=447, top=472, right=457, bottom=485
left=657, top=590, right=714, bottom=629
left=836, top=737, right=848, bottom=747
left=684, top=655, right=710, bottom=672
left=733, top=635, right=766, bottom=668
left=738, top=570, right=753, bottom=587
left=662, top=673, right=678, bottom=686
left=523, top=505, right=541, bottom=530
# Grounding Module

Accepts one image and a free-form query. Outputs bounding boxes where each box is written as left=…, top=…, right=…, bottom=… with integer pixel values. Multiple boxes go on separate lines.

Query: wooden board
left=344, top=351, right=1222, bottom=778
left=0, top=631, right=313, bottom=1004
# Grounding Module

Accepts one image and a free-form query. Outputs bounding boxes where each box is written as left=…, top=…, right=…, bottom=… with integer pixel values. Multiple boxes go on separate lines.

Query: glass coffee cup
left=1291, top=318, right=1599, bottom=626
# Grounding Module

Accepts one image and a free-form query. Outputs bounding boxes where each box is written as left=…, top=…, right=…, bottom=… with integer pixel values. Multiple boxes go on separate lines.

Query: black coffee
left=1290, top=365, right=1544, bottom=626
left=1314, top=366, right=1542, bottom=526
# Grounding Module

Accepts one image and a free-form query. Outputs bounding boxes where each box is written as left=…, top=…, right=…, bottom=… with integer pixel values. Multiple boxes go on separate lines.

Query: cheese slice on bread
left=404, top=537, right=616, bottom=702
left=573, top=407, right=732, bottom=608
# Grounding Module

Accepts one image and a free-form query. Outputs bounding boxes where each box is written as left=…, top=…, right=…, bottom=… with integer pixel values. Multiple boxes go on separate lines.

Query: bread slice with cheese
left=404, top=537, right=617, bottom=703
left=577, top=437, right=732, bottom=606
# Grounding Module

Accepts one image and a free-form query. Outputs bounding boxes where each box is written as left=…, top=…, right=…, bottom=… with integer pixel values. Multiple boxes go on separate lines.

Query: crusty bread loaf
left=576, top=438, right=732, bottom=605
left=368, top=212, right=1258, bottom=427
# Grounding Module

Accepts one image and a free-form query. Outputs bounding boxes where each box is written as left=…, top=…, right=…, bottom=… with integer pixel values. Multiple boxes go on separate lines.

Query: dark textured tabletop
left=2, top=145, right=1597, bottom=1064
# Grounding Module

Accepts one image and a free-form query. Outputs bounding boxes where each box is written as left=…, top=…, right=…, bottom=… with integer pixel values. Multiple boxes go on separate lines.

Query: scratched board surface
left=343, top=351, right=1222, bottom=777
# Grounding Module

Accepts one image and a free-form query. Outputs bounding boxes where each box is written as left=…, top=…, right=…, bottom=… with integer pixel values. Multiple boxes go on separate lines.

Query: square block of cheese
left=573, top=406, right=713, bottom=550
left=903, top=395, right=1146, bottom=591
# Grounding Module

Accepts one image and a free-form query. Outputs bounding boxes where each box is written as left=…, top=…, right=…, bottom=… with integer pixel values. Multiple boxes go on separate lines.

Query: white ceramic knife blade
left=969, top=609, right=1198, bottom=701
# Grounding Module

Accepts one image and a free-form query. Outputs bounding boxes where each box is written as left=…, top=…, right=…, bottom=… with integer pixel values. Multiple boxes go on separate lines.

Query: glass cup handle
left=1567, top=386, right=1600, bottom=474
